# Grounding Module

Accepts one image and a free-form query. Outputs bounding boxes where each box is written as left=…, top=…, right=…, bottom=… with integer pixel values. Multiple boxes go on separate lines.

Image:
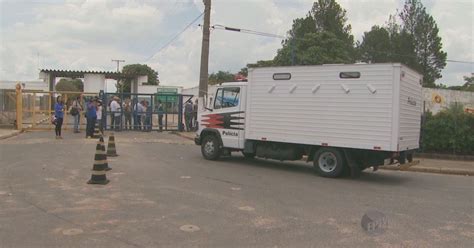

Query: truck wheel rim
left=204, top=141, right=214, bottom=155
left=318, top=152, right=337, bottom=173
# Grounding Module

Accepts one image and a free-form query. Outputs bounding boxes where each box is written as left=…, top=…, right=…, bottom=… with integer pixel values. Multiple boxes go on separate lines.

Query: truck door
left=201, top=86, right=244, bottom=149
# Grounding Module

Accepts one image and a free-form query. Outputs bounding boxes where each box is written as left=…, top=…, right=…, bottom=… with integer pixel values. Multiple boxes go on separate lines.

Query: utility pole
left=198, top=0, right=211, bottom=99
left=112, top=59, right=125, bottom=93
left=111, top=59, right=125, bottom=72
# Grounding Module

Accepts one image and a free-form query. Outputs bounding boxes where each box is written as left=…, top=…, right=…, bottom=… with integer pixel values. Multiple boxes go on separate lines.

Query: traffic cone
left=99, top=136, right=112, bottom=171
left=93, top=123, right=100, bottom=139
left=87, top=141, right=109, bottom=185
left=106, top=132, right=118, bottom=157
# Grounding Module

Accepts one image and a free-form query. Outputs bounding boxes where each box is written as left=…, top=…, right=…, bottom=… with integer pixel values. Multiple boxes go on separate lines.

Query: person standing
left=70, top=96, right=82, bottom=133
left=123, top=98, right=132, bottom=130
left=85, top=98, right=97, bottom=138
left=157, top=100, right=164, bottom=132
left=144, top=101, right=152, bottom=132
left=110, top=96, right=121, bottom=131
left=54, top=95, right=64, bottom=139
left=96, top=100, right=103, bottom=135
left=133, top=99, right=143, bottom=130
left=184, top=100, right=193, bottom=132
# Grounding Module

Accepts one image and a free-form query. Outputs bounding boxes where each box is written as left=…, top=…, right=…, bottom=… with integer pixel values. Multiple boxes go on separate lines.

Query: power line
left=212, top=24, right=285, bottom=39
left=446, top=59, right=474, bottom=65
left=144, top=12, right=204, bottom=62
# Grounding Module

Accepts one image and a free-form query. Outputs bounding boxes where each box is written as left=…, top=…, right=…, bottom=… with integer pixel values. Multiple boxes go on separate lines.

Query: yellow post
left=15, top=83, right=23, bottom=130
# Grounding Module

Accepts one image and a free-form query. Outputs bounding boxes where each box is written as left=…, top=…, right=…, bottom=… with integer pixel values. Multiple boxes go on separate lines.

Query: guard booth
left=102, top=91, right=193, bottom=132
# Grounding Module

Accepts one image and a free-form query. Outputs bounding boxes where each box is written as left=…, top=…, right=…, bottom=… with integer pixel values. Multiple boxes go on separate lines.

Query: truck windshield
left=214, top=87, right=240, bottom=109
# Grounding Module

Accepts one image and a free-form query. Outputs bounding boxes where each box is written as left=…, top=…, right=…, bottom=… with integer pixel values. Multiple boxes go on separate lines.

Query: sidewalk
left=0, top=129, right=22, bottom=140
left=173, top=131, right=195, bottom=141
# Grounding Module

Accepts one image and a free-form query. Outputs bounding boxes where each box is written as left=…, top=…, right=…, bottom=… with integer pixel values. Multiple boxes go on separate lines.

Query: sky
left=0, top=0, right=472, bottom=89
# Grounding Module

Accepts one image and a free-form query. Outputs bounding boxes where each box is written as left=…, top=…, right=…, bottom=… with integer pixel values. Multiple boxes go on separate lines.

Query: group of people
left=108, top=96, right=164, bottom=132
left=53, top=95, right=103, bottom=139
left=53, top=94, right=196, bottom=139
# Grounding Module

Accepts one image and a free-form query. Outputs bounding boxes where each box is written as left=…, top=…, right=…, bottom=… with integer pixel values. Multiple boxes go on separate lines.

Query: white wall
left=137, top=85, right=160, bottom=94
left=83, top=74, right=105, bottom=93
left=422, top=88, right=474, bottom=114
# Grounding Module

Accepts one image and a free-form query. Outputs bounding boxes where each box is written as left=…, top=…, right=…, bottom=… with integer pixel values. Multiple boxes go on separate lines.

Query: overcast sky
left=0, top=0, right=472, bottom=88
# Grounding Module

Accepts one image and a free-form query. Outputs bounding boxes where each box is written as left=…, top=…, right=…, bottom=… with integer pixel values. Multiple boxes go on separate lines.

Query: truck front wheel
left=313, top=148, right=345, bottom=178
left=201, top=135, right=221, bottom=160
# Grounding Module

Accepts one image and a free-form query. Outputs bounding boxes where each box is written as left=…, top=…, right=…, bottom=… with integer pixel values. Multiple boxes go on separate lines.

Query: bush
left=422, top=103, right=474, bottom=155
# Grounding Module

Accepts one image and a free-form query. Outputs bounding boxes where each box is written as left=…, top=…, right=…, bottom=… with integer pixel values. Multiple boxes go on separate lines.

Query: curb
left=172, top=132, right=195, bottom=141
left=379, top=166, right=473, bottom=176
left=415, top=153, right=474, bottom=161
left=0, top=130, right=23, bottom=140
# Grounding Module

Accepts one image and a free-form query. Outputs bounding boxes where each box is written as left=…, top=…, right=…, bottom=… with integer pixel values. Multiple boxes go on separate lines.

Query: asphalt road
left=0, top=131, right=472, bottom=248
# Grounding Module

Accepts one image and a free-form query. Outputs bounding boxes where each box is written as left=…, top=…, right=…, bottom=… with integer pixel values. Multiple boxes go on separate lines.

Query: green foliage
left=119, top=64, right=159, bottom=93
left=273, top=0, right=355, bottom=66
left=422, top=103, right=474, bottom=155
left=239, top=67, right=248, bottom=77
left=399, top=0, right=447, bottom=87
left=247, top=60, right=275, bottom=68
left=209, top=71, right=235, bottom=85
left=275, top=32, right=354, bottom=65
left=55, top=78, right=83, bottom=92
left=358, top=26, right=391, bottom=63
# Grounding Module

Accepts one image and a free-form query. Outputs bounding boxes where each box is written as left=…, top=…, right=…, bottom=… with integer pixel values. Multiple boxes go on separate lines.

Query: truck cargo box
left=245, top=64, right=422, bottom=152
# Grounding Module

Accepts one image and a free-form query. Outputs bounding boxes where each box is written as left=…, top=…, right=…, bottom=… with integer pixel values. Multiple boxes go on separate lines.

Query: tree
left=119, top=64, right=159, bottom=93
left=55, top=78, right=83, bottom=92
left=247, top=60, right=275, bottom=68
left=274, top=0, right=355, bottom=66
left=358, top=26, right=391, bottom=63
left=239, top=67, right=248, bottom=77
left=208, top=71, right=235, bottom=85
left=400, top=0, right=447, bottom=87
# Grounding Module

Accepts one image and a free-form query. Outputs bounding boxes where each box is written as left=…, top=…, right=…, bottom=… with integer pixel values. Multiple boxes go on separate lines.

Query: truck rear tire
left=313, top=148, right=345, bottom=178
left=242, top=151, right=256, bottom=159
left=201, top=135, right=221, bottom=160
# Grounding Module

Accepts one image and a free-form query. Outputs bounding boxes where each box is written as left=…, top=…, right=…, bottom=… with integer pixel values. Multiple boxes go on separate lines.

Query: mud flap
left=342, top=149, right=361, bottom=178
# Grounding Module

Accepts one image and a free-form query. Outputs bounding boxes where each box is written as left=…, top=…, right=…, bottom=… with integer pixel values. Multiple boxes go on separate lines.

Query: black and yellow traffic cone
left=99, top=136, right=112, bottom=171
left=93, top=123, right=100, bottom=139
left=87, top=141, right=109, bottom=185
left=106, top=132, right=118, bottom=157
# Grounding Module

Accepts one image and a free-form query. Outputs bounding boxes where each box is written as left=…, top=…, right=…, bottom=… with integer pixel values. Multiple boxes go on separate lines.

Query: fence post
left=178, top=94, right=183, bottom=131
left=15, top=83, right=22, bottom=130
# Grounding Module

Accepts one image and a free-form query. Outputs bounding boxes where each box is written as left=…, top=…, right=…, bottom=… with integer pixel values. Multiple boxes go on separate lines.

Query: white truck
left=194, top=63, right=422, bottom=177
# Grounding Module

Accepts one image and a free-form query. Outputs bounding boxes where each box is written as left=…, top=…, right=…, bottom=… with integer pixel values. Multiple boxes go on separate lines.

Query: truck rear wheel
left=201, top=135, right=221, bottom=160
left=313, top=148, right=345, bottom=178
left=242, top=151, right=256, bottom=159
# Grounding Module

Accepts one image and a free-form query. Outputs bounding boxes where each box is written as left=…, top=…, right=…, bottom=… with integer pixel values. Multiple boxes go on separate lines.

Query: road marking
left=62, top=228, right=83, bottom=236
left=238, top=206, right=255, bottom=211
left=180, top=176, right=191, bottom=179
left=231, top=187, right=241, bottom=191
left=179, top=224, right=200, bottom=232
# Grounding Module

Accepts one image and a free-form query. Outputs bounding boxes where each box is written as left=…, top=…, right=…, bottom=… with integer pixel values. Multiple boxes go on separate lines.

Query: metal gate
left=102, top=91, right=193, bottom=132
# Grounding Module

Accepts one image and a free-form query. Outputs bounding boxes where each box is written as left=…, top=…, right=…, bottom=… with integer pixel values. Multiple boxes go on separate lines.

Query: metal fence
left=102, top=92, right=193, bottom=132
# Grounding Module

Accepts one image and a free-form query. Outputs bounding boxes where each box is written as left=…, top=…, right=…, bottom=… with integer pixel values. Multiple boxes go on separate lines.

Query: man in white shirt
left=110, top=96, right=122, bottom=131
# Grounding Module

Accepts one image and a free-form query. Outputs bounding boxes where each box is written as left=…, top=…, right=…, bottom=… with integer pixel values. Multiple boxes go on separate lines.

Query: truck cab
left=195, top=82, right=247, bottom=159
